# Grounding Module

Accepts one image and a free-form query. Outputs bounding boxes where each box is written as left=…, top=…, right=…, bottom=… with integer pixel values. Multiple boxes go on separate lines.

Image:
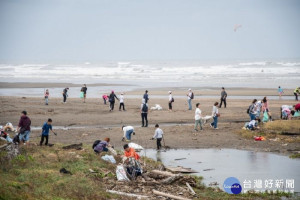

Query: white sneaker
left=214, top=128, right=219, bottom=130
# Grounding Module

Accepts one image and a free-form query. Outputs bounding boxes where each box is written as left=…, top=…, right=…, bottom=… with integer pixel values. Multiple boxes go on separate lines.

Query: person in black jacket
left=109, top=90, right=119, bottom=111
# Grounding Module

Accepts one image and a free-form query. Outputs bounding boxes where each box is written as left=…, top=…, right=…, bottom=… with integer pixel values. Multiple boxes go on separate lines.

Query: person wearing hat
left=168, top=91, right=174, bottom=111
left=62, top=87, right=69, bottom=103
left=119, top=92, right=126, bottom=111
left=187, top=89, right=194, bottom=110
left=219, top=87, right=227, bottom=108
left=109, top=90, right=119, bottom=111
left=143, top=90, right=149, bottom=104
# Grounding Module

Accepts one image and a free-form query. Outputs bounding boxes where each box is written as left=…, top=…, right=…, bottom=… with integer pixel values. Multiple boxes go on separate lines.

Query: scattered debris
left=186, top=182, right=196, bottom=195
left=209, top=182, right=219, bottom=186
left=150, top=104, right=162, bottom=110
left=101, top=155, right=116, bottom=164
left=175, top=158, right=186, bottom=161
left=153, top=189, right=191, bottom=200
left=166, top=166, right=198, bottom=173
left=203, top=168, right=215, bottom=171
left=106, top=190, right=149, bottom=199
left=60, top=168, right=72, bottom=175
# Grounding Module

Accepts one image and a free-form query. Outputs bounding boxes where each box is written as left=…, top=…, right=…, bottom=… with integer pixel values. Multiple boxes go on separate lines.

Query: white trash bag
left=128, top=143, right=144, bottom=151
left=116, top=165, right=130, bottom=181
left=101, top=155, right=116, bottom=164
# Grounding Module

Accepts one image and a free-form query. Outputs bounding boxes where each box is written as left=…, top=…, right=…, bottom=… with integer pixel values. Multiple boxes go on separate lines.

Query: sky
left=0, top=0, right=300, bottom=62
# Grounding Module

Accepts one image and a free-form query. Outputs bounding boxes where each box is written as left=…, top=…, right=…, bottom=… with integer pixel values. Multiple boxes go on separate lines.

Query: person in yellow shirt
left=294, top=87, right=300, bottom=101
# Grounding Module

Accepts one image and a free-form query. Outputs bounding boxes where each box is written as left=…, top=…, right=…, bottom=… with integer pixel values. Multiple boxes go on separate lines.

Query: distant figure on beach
left=109, top=90, right=119, bottom=111
left=262, top=96, right=272, bottom=121
left=119, top=93, right=126, bottom=111
left=210, top=102, right=219, bottom=129
left=81, top=84, right=87, bottom=103
left=94, top=138, right=111, bottom=153
left=294, top=87, right=300, bottom=101
left=248, top=99, right=257, bottom=120
left=194, top=103, right=203, bottom=131
left=219, top=87, right=227, bottom=108
left=143, top=90, right=149, bottom=104
left=151, top=124, right=164, bottom=150
left=40, top=118, right=56, bottom=146
left=122, top=125, right=135, bottom=142
left=62, top=88, right=69, bottom=103
left=17, top=111, right=31, bottom=145
left=44, top=89, right=49, bottom=105
left=168, top=91, right=174, bottom=111
left=102, top=94, right=108, bottom=104
left=141, top=99, right=148, bottom=127
left=187, top=89, right=194, bottom=110
left=278, top=86, right=283, bottom=97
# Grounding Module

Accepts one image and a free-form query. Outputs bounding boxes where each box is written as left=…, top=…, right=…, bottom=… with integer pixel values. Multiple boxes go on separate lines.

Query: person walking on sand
left=122, top=125, right=135, bottom=141
left=262, top=96, right=272, bottom=121
left=294, top=87, right=300, bottom=101
left=219, top=87, right=227, bottom=108
left=109, top=90, right=119, bottom=111
left=62, top=87, right=69, bottom=103
left=40, top=118, right=56, bottom=146
left=141, top=99, right=148, bottom=127
left=151, top=124, right=164, bottom=150
left=210, top=102, right=219, bottom=129
left=143, top=90, right=149, bottom=104
left=187, top=89, right=194, bottom=110
left=119, top=93, right=126, bottom=111
left=278, top=86, right=283, bottom=97
left=81, top=84, right=87, bottom=103
left=44, top=89, right=49, bottom=105
left=17, top=111, right=31, bottom=145
left=194, top=103, right=203, bottom=131
left=168, top=91, right=174, bottom=111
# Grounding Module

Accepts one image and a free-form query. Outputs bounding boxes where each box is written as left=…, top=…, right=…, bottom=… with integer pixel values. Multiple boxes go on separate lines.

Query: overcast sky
left=0, top=0, right=299, bottom=62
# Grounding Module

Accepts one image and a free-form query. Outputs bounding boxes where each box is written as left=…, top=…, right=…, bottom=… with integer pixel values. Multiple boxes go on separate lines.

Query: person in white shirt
left=210, top=102, right=219, bottom=129
left=186, top=89, right=193, bottom=110
left=121, top=125, right=135, bottom=141
left=119, top=93, right=126, bottom=111
left=194, top=103, right=203, bottom=131
left=168, top=91, right=174, bottom=111
left=151, top=124, right=164, bottom=150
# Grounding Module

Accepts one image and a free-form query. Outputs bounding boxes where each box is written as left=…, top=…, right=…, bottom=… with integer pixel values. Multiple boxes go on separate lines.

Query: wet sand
left=1, top=88, right=299, bottom=155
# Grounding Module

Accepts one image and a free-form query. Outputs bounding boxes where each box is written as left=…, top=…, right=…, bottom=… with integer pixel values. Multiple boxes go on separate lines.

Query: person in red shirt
left=294, top=103, right=300, bottom=112
left=123, top=144, right=140, bottom=160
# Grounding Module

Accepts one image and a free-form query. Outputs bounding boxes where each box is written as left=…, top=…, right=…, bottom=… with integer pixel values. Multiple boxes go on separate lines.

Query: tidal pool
left=141, top=148, right=300, bottom=193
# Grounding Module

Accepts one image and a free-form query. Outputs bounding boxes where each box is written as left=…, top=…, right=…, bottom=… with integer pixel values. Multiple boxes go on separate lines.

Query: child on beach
left=210, top=102, right=219, bottom=129
left=194, top=103, right=203, bottom=131
left=102, top=94, right=108, bottom=104
left=40, top=118, right=56, bottom=146
left=119, top=93, right=126, bottom=111
left=262, top=97, right=272, bottom=121
left=278, top=86, right=283, bottom=97
left=44, top=89, right=49, bottom=105
left=151, top=124, right=164, bottom=150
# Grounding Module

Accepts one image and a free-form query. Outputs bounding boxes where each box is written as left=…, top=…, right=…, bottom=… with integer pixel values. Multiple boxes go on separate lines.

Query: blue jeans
left=188, top=99, right=192, bottom=110
left=19, top=131, right=31, bottom=142
left=211, top=116, right=218, bottom=128
left=249, top=113, right=256, bottom=120
left=45, top=97, right=48, bottom=105
left=126, top=129, right=134, bottom=140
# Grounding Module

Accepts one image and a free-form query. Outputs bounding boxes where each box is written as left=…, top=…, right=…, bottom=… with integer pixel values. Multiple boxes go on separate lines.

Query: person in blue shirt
left=40, top=118, right=56, bottom=146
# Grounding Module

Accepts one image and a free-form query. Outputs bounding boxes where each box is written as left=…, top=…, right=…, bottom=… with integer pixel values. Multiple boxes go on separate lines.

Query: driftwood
left=166, top=166, right=198, bottom=173
left=106, top=190, right=149, bottom=199
left=151, top=169, right=175, bottom=177
left=161, top=174, right=182, bottom=184
left=62, top=143, right=82, bottom=150
left=0, top=144, right=8, bottom=149
left=186, top=182, right=196, bottom=195
left=153, top=190, right=192, bottom=200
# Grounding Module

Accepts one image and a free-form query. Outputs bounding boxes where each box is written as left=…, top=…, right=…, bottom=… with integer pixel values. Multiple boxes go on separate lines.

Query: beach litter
left=128, top=142, right=143, bottom=151
left=150, top=104, right=162, bottom=110
left=101, top=155, right=116, bottom=164
left=254, top=136, right=266, bottom=141
left=62, top=143, right=83, bottom=150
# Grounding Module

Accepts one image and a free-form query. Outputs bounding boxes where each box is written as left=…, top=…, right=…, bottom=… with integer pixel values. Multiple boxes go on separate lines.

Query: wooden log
left=152, top=190, right=192, bottom=200
left=161, top=174, right=182, bottom=184
left=151, top=169, right=175, bottom=177
left=186, top=182, right=196, bottom=195
left=106, top=190, right=149, bottom=199
left=62, top=143, right=82, bottom=150
left=0, top=144, right=8, bottom=149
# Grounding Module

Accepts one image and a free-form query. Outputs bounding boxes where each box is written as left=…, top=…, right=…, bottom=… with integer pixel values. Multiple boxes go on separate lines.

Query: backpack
left=92, top=140, right=101, bottom=149
left=191, top=92, right=194, bottom=99
left=171, top=97, right=174, bottom=102
left=247, top=105, right=251, bottom=114
left=142, top=104, right=148, bottom=112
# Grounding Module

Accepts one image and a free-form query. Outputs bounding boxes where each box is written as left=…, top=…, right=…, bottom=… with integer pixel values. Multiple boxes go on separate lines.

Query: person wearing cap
left=143, top=90, right=149, bottom=104
left=187, top=89, right=193, bottom=110
left=17, top=111, right=31, bottom=144
left=108, top=90, right=119, bottom=111
left=168, top=91, right=174, bottom=111
left=219, top=87, right=227, bottom=108
left=62, top=87, right=69, bottom=103
left=119, top=92, right=126, bottom=111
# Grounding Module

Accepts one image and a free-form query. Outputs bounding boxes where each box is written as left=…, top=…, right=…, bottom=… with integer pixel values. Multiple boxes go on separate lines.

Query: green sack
left=80, top=91, right=84, bottom=98
left=263, top=111, right=269, bottom=122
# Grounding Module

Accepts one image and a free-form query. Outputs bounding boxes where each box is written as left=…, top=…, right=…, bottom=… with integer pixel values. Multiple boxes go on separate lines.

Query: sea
left=0, top=60, right=299, bottom=97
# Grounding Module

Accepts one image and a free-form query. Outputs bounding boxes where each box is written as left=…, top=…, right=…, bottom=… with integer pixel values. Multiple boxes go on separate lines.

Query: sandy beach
left=1, top=87, right=299, bottom=155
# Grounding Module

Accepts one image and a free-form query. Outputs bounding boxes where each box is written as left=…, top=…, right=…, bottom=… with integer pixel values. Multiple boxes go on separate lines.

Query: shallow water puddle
left=141, top=148, right=300, bottom=193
